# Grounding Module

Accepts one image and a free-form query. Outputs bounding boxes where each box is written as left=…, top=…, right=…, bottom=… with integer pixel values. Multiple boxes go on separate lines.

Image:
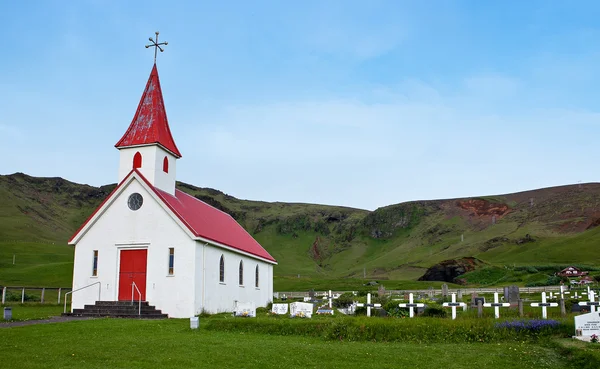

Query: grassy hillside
left=1, top=172, right=600, bottom=289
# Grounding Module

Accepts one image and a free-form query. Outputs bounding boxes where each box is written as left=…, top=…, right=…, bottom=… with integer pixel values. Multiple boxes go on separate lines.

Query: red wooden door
left=118, top=249, right=147, bottom=301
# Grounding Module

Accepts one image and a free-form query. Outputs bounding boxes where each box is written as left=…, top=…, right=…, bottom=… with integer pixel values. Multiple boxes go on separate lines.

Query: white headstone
left=399, top=293, right=424, bottom=318
left=290, top=302, right=313, bottom=318
left=574, top=312, right=600, bottom=341
left=234, top=302, right=256, bottom=317
left=271, top=303, right=289, bottom=315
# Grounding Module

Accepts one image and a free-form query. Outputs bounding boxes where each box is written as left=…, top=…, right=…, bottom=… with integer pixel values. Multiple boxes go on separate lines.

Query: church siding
left=72, top=180, right=195, bottom=318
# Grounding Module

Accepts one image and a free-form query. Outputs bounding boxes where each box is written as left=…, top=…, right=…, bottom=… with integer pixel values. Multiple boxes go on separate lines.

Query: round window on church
left=127, top=193, right=143, bottom=211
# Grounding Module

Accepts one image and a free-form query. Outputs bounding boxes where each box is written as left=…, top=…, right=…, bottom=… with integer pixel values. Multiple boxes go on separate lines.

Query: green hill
left=1, top=172, right=600, bottom=290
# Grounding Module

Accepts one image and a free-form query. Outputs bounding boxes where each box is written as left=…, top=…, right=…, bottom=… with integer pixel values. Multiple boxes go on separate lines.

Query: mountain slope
left=1, top=173, right=600, bottom=288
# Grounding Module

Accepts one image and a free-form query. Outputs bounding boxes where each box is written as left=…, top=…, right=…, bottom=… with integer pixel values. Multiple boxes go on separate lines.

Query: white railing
left=131, top=282, right=142, bottom=316
left=63, top=282, right=101, bottom=313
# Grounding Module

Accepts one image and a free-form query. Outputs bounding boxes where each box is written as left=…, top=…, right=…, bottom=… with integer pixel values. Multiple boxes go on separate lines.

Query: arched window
left=238, top=260, right=244, bottom=286
left=133, top=152, right=142, bottom=169
left=219, top=255, right=225, bottom=283
left=255, top=265, right=259, bottom=288
left=163, top=156, right=169, bottom=173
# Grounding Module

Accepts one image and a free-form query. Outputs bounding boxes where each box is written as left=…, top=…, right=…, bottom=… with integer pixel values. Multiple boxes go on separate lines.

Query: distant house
left=579, top=276, right=595, bottom=285
left=557, top=266, right=589, bottom=278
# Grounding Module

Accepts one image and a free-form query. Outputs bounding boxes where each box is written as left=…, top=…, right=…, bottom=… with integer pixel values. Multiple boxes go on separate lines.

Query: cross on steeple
left=145, top=31, right=168, bottom=63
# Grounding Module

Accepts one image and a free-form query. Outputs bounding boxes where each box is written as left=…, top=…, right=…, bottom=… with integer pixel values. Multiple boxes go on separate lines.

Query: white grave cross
left=356, top=293, right=381, bottom=317
left=530, top=292, right=558, bottom=319
left=483, top=292, right=510, bottom=319
left=398, top=293, right=425, bottom=318
left=328, top=290, right=333, bottom=308
left=579, top=290, right=599, bottom=313
left=442, top=293, right=466, bottom=320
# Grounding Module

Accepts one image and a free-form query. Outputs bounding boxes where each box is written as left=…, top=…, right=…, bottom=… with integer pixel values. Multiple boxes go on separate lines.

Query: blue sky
left=1, top=1, right=600, bottom=210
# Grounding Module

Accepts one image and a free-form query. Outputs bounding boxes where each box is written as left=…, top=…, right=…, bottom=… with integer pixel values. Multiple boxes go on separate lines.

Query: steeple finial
left=145, top=31, right=168, bottom=63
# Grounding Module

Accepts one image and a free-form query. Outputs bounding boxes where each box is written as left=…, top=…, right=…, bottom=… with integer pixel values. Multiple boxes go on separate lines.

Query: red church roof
left=69, top=170, right=276, bottom=264
left=115, top=64, right=182, bottom=158
left=152, top=186, right=276, bottom=263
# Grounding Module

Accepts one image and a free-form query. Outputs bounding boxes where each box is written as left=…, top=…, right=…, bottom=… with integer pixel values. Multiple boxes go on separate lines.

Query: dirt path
left=0, top=316, right=94, bottom=328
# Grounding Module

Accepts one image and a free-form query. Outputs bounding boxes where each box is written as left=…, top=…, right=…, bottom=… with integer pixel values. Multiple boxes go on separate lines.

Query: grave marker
left=530, top=292, right=558, bottom=319
left=290, top=302, right=313, bottom=318
left=483, top=292, right=510, bottom=319
left=579, top=290, right=599, bottom=313
left=442, top=284, right=449, bottom=298
left=271, top=303, right=288, bottom=315
left=356, top=293, right=381, bottom=317
left=234, top=302, right=256, bottom=317
left=442, top=293, right=466, bottom=320
left=574, top=312, right=600, bottom=342
left=327, top=290, right=334, bottom=308
left=399, top=293, right=425, bottom=318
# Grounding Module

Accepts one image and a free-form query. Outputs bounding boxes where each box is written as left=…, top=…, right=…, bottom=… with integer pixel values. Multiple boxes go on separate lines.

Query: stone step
left=82, top=304, right=159, bottom=311
left=74, top=308, right=163, bottom=315
left=63, top=312, right=167, bottom=319
left=94, top=301, right=151, bottom=307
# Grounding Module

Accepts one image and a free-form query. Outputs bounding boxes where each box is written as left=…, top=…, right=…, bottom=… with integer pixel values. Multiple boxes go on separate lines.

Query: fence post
left=1, top=287, right=6, bottom=304
left=58, top=288, right=61, bottom=304
left=41, top=288, right=45, bottom=303
left=21, top=288, right=25, bottom=303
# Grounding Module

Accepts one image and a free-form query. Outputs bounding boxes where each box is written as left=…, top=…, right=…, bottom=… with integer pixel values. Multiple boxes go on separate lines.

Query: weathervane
left=145, top=31, right=168, bottom=63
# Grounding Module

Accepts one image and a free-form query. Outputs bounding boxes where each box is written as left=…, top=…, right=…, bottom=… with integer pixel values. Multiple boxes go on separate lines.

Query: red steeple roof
left=115, top=64, right=182, bottom=158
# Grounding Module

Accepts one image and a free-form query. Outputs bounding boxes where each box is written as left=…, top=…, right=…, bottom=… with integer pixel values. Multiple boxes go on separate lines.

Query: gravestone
left=271, top=303, right=289, bottom=315
left=483, top=292, right=510, bottom=319
left=399, top=293, right=425, bottom=318
left=308, top=289, right=315, bottom=301
left=290, top=302, right=313, bottom=318
left=457, top=289, right=463, bottom=300
left=234, top=302, right=256, bottom=317
left=530, top=292, right=558, bottom=319
left=428, top=287, right=435, bottom=299
left=574, top=312, right=600, bottom=342
left=316, top=307, right=334, bottom=315
left=441, top=284, right=449, bottom=298
left=470, top=292, right=479, bottom=306
left=378, top=285, right=386, bottom=297
left=357, top=293, right=382, bottom=317
left=442, top=293, right=466, bottom=320
left=504, top=285, right=520, bottom=305
left=303, top=297, right=312, bottom=302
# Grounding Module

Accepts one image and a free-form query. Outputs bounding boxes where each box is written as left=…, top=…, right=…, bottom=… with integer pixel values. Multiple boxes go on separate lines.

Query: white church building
left=68, top=63, right=277, bottom=318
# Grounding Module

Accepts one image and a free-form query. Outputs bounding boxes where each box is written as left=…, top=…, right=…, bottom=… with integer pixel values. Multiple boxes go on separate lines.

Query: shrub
left=333, top=292, right=354, bottom=308
left=422, top=306, right=447, bottom=318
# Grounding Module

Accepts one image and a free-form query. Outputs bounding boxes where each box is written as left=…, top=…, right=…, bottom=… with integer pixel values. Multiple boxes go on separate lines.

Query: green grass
left=1, top=303, right=65, bottom=321
left=0, top=241, right=73, bottom=287
left=0, top=318, right=580, bottom=369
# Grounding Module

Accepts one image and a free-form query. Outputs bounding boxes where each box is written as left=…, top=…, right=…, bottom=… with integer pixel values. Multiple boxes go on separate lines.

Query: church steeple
left=115, top=63, right=180, bottom=195
left=115, top=64, right=181, bottom=158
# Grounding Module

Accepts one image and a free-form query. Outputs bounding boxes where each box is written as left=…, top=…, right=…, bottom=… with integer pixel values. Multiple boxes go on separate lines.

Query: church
left=68, top=60, right=277, bottom=318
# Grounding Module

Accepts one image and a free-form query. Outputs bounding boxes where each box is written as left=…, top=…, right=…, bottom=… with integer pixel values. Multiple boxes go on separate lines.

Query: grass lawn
left=0, top=318, right=576, bottom=369
left=1, top=304, right=65, bottom=321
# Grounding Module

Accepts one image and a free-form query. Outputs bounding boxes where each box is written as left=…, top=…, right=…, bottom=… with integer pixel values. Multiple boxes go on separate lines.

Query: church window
left=168, top=248, right=174, bottom=275
left=255, top=265, right=259, bottom=288
left=92, top=250, right=98, bottom=276
left=163, top=156, right=169, bottom=173
left=239, top=261, right=244, bottom=286
left=219, top=255, right=225, bottom=282
left=127, top=193, right=143, bottom=211
left=133, top=152, right=142, bottom=169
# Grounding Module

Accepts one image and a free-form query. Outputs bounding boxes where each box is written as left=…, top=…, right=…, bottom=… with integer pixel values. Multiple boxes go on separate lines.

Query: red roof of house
left=152, top=187, right=276, bottom=262
left=115, top=64, right=182, bottom=158
left=69, top=170, right=276, bottom=263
